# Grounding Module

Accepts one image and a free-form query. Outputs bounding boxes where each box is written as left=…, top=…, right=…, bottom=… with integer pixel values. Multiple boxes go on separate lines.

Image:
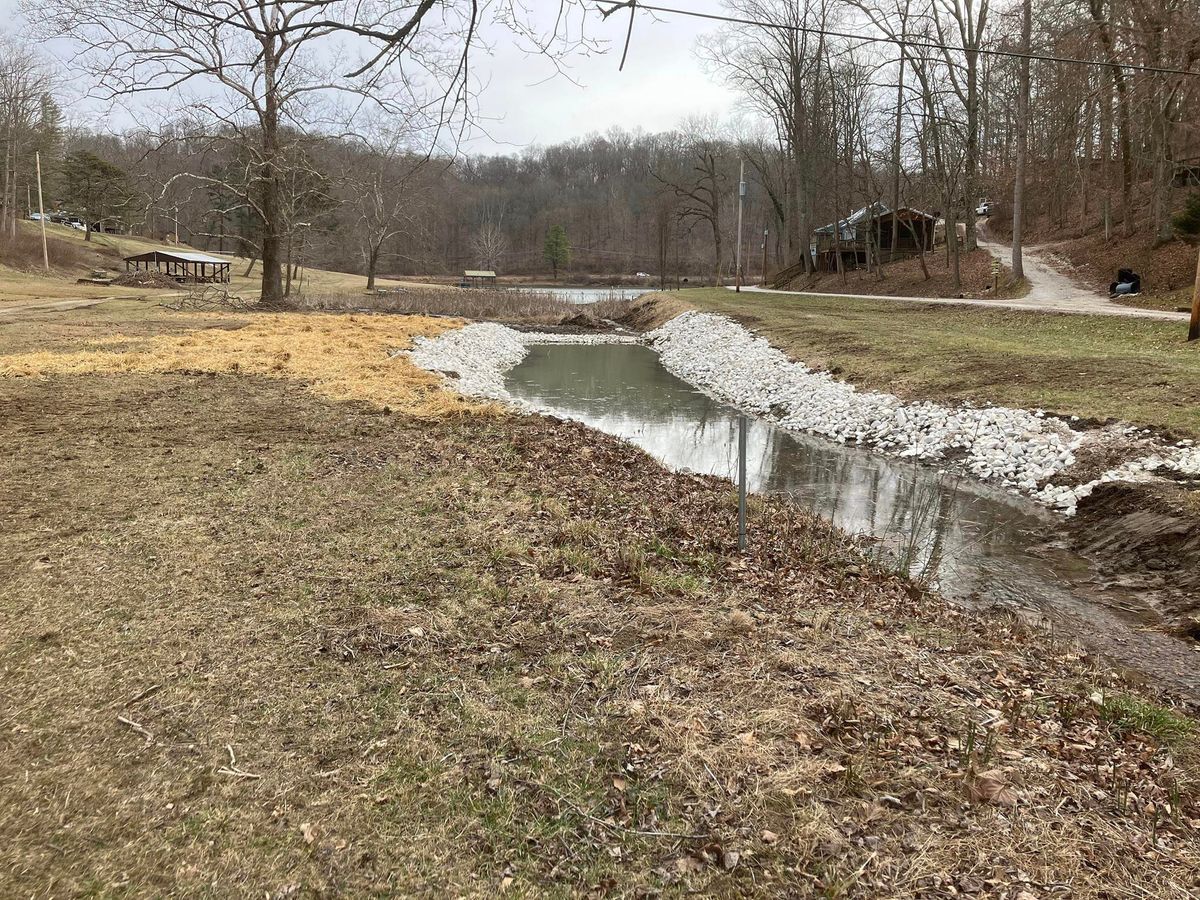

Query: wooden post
left=760, top=227, right=768, bottom=286
left=35, top=152, right=49, bottom=272
left=1189, top=243, right=1200, bottom=342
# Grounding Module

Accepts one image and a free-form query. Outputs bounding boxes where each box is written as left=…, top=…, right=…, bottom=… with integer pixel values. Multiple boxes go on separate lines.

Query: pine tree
left=542, top=224, right=570, bottom=280
left=58, top=150, right=133, bottom=240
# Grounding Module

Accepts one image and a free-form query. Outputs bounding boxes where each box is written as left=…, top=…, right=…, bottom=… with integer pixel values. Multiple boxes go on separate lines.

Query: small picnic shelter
left=124, top=250, right=232, bottom=284
left=461, top=269, right=497, bottom=288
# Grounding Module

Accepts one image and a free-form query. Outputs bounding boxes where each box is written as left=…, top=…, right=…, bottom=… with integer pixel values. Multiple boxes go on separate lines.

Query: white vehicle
left=976, top=202, right=991, bottom=217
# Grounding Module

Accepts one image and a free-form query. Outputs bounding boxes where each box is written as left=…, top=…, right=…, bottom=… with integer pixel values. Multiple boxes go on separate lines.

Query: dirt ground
left=1043, top=232, right=1197, bottom=313
left=777, top=248, right=1025, bottom=300
left=1, top=303, right=1199, bottom=897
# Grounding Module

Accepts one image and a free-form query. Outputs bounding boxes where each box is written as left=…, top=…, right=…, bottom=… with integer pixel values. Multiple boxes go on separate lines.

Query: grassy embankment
left=0, top=221, right=420, bottom=304
left=680, top=288, right=1200, bottom=438
left=0, top=299, right=1198, bottom=896
left=778, top=247, right=1030, bottom=301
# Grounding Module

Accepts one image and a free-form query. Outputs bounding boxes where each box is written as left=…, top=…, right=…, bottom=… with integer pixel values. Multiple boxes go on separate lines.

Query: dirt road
left=739, top=233, right=1189, bottom=321
left=0, top=296, right=122, bottom=321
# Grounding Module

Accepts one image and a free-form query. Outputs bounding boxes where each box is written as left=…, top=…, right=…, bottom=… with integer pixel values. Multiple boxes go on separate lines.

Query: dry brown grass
left=0, top=365, right=1196, bottom=897
left=299, top=286, right=591, bottom=326
left=0, top=310, right=478, bottom=417
left=0, top=301, right=1197, bottom=897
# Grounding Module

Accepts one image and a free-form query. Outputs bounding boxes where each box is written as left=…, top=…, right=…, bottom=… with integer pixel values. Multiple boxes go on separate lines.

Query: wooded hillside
left=3, top=0, right=1200, bottom=294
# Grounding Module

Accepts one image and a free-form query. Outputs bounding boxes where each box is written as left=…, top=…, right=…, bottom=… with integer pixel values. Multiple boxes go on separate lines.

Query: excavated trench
left=505, top=341, right=1200, bottom=701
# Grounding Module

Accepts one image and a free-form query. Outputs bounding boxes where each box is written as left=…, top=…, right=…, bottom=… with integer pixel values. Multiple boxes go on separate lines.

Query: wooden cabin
left=812, top=204, right=937, bottom=272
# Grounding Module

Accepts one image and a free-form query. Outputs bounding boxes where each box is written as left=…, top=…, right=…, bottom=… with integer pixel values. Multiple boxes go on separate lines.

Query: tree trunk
left=284, top=229, right=294, bottom=296
left=890, top=41, right=905, bottom=263
left=964, top=46, right=980, bottom=251
left=366, top=243, right=380, bottom=291
left=1088, top=0, right=1133, bottom=237
left=258, top=33, right=286, bottom=307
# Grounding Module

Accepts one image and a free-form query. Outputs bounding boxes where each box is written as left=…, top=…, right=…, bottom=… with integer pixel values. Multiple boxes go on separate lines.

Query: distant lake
left=512, top=285, right=660, bottom=305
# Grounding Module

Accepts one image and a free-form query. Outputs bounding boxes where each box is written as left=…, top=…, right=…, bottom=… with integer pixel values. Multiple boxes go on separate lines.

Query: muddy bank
left=1071, top=482, right=1200, bottom=633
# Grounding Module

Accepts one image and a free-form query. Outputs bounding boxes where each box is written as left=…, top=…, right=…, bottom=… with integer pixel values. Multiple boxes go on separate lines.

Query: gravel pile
left=408, top=323, right=528, bottom=401
left=1038, top=442, right=1200, bottom=512
left=648, top=312, right=1200, bottom=514
left=649, top=311, right=1082, bottom=495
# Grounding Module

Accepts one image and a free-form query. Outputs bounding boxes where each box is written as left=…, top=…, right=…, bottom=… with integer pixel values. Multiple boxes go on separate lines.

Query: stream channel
left=505, top=342, right=1200, bottom=700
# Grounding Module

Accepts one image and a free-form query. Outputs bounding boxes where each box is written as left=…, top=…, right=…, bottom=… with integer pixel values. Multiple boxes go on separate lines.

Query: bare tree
left=28, top=0, right=590, bottom=306
left=652, top=127, right=727, bottom=286
left=931, top=0, right=990, bottom=252
left=1011, top=0, right=1030, bottom=279
left=470, top=204, right=508, bottom=272
left=706, top=0, right=842, bottom=273
left=0, top=41, right=56, bottom=240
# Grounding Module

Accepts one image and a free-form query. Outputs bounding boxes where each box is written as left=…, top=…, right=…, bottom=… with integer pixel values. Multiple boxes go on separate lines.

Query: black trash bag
left=1109, top=268, right=1142, bottom=295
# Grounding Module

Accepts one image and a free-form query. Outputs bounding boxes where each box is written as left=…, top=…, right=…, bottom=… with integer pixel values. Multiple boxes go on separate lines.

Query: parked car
left=975, top=202, right=991, bottom=217
left=28, top=212, right=43, bottom=221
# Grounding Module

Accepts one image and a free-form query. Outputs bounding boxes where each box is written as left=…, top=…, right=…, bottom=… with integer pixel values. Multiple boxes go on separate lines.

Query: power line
left=599, top=1, right=1200, bottom=78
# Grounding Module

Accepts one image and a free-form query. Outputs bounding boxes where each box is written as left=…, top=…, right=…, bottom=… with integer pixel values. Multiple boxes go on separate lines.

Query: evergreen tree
left=542, top=224, right=570, bottom=280
left=58, top=150, right=133, bottom=240
left=1172, top=194, right=1200, bottom=241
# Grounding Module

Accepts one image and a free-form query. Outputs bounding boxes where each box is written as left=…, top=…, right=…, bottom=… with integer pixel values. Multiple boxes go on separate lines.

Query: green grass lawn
left=682, top=288, right=1200, bottom=437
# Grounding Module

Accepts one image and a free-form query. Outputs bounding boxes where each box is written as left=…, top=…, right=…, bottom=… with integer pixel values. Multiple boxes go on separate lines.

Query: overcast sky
left=464, top=2, right=741, bottom=151
left=2, top=0, right=742, bottom=156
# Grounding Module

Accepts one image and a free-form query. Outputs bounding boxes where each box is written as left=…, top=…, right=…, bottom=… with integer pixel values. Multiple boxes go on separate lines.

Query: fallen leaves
left=968, top=769, right=1020, bottom=807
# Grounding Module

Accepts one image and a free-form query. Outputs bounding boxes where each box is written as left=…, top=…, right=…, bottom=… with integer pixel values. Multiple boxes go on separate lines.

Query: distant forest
left=4, top=0, right=1200, bottom=293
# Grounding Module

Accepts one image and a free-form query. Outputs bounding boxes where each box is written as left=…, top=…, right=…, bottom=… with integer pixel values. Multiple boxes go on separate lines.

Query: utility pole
left=761, top=227, right=769, bottom=286
left=735, top=159, right=746, bottom=292
left=1012, top=0, right=1031, bottom=281
left=35, top=152, right=49, bottom=272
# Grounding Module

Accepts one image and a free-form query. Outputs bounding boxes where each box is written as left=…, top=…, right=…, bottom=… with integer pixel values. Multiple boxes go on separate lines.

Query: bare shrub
left=297, top=287, right=582, bottom=326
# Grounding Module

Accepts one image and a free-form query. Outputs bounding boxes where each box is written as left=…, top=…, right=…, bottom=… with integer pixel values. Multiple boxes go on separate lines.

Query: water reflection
left=506, top=343, right=1200, bottom=695
left=507, top=344, right=1081, bottom=604
left=512, top=286, right=657, bottom=305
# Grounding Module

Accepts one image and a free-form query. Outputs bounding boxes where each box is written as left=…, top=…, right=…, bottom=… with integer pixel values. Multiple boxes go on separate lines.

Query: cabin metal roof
left=123, top=250, right=231, bottom=264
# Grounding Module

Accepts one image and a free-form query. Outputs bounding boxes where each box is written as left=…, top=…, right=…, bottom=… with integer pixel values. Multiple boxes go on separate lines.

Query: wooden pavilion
left=123, top=250, right=232, bottom=284
left=460, top=269, right=497, bottom=288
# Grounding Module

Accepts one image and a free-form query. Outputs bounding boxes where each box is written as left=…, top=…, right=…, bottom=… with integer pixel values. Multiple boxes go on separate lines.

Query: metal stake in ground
left=738, top=413, right=748, bottom=551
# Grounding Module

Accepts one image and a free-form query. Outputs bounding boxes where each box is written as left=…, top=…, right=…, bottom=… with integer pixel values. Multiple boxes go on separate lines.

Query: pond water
left=512, top=285, right=659, bottom=305
left=506, top=342, right=1200, bottom=696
